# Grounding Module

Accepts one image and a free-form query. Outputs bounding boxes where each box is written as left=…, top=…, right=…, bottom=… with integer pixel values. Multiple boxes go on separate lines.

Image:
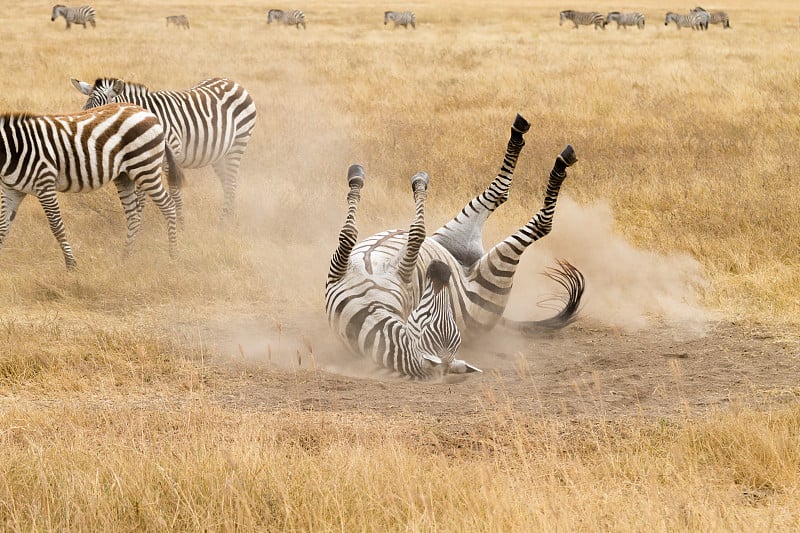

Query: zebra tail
left=164, top=146, right=185, bottom=189
left=499, top=260, right=585, bottom=333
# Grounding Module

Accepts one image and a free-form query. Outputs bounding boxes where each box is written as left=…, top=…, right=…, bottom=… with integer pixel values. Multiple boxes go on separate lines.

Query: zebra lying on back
left=267, top=9, right=306, bottom=29
left=326, top=115, right=585, bottom=380
left=0, top=104, right=180, bottom=271
left=71, top=77, right=257, bottom=224
left=691, top=6, right=731, bottom=28
left=384, top=11, right=416, bottom=29
left=51, top=4, right=96, bottom=29
left=559, top=10, right=605, bottom=30
left=166, top=15, right=189, bottom=29
left=664, top=11, right=708, bottom=30
left=605, top=11, right=645, bottom=29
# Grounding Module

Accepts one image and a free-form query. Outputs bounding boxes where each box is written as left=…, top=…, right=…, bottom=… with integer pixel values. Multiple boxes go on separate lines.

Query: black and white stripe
left=605, top=11, right=645, bottom=29
left=664, top=11, right=708, bottom=30
left=559, top=10, right=605, bottom=30
left=71, top=77, right=257, bottom=223
left=326, top=115, right=585, bottom=380
left=384, top=11, right=416, bottom=29
left=0, top=104, right=180, bottom=270
left=267, top=9, right=306, bottom=29
left=50, top=5, right=96, bottom=29
left=691, top=7, right=730, bottom=28
left=166, top=15, right=189, bottom=29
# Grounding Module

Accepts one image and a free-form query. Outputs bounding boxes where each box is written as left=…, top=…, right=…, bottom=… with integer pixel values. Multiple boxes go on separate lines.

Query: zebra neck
left=118, top=85, right=153, bottom=109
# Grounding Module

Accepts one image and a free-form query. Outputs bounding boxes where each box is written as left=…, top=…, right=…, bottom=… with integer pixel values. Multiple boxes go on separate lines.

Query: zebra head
left=664, top=12, right=678, bottom=26
left=51, top=5, right=66, bottom=21
left=408, top=260, right=480, bottom=378
left=267, top=9, right=283, bottom=23
left=71, top=78, right=126, bottom=110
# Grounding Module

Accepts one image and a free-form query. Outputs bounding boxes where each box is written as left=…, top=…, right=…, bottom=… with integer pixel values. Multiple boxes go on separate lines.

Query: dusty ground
left=197, top=311, right=800, bottom=421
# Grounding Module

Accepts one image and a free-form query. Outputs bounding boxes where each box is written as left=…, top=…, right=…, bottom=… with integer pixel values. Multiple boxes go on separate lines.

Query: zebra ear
left=71, top=78, right=93, bottom=95
left=110, top=80, right=125, bottom=97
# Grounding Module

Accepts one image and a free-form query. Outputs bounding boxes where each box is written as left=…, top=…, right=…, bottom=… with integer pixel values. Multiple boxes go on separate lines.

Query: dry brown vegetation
left=1, top=0, right=799, bottom=530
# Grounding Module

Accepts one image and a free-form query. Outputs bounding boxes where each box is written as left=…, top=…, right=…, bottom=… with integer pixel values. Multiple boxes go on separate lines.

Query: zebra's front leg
left=0, top=189, right=27, bottom=252
left=397, top=172, right=429, bottom=284
left=35, top=182, right=77, bottom=271
left=213, top=156, right=242, bottom=223
left=114, top=176, right=143, bottom=257
left=328, top=165, right=364, bottom=284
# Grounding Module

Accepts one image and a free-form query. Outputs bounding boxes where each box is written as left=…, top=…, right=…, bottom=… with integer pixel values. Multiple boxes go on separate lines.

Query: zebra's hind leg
left=0, top=188, right=27, bottom=252
left=397, top=171, right=430, bottom=284
left=114, top=175, right=144, bottom=257
left=132, top=172, right=178, bottom=259
left=467, top=146, right=579, bottom=329
left=328, top=164, right=365, bottom=284
left=35, top=181, right=77, bottom=270
left=212, top=152, right=245, bottom=222
left=431, top=114, right=530, bottom=266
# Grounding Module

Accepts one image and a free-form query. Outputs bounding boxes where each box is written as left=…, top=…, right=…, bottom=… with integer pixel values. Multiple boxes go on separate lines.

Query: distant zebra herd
left=559, top=6, right=731, bottom=30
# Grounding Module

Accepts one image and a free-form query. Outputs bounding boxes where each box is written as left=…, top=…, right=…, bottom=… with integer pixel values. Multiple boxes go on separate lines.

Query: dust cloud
left=504, top=197, right=715, bottom=338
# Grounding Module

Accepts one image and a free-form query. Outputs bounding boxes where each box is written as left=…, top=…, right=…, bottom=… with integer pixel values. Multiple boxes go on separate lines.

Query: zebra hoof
left=560, top=145, right=578, bottom=167
left=411, top=171, right=429, bottom=191
left=512, top=114, right=531, bottom=134
left=347, top=164, right=365, bottom=188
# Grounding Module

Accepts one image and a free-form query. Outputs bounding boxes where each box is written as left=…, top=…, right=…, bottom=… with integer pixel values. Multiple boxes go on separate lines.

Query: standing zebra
left=51, top=4, right=96, bottom=29
left=326, top=115, right=584, bottom=380
left=166, top=15, right=190, bottom=29
left=691, top=7, right=731, bottom=28
left=605, top=12, right=645, bottom=29
left=559, top=10, right=605, bottom=30
left=267, top=9, right=306, bottom=29
left=664, top=11, right=708, bottom=30
left=384, top=11, right=416, bottom=29
left=71, top=77, right=257, bottom=224
left=0, top=104, right=180, bottom=270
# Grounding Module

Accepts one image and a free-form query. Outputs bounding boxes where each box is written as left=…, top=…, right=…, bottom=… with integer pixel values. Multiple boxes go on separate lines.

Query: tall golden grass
left=1, top=0, right=799, bottom=530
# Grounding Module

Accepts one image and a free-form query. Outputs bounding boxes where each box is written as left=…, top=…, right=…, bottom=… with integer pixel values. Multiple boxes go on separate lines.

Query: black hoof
left=560, top=145, right=578, bottom=166
left=347, top=164, right=365, bottom=188
left=512, top=114, right=531, bottom=134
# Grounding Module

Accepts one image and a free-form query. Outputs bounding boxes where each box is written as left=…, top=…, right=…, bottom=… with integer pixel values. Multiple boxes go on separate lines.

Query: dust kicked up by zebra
left=384, top=11, right=416, bottom=29
left=559, top=10, right=605, bottom=29
left=267, top=9, right=307, bottom=29
left=0, top=104, right=181, bottom=270
left=326, top=115, right=585, bottom=380
left=71, top=77, right=257, bottom=224
left=51, top=4, right=96, bottom=29
left=664, top=11, right=708, bottom=30
left=691, top=6, right=731, bottom=28
left=605, top=11, right=645, bottom=29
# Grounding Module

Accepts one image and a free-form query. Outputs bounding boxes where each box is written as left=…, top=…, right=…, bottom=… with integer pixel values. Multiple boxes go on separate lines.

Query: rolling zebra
left=267, top=9, right=306, bottom=29
left=691, top=7, right=731, bottom=28
left=605, top=12, right=645, bottom=30
left=50, top=5, right=96, bottom=29
left=384, top=11, right=416, bottom=29
left=664, top=12, right=708, bottom=30
left=326, top=115, right=585, bottom=380
left=0, top=104, right=180, bottom=271
left=166, top=15, right=190, bottom=29
left=559, top=10, right=605, bottom=30
left=71, top=77, right=257, bottom=224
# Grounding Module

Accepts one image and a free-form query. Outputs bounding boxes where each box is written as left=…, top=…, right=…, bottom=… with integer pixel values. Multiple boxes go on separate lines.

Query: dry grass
left=1, top=0, right=800, bottom=530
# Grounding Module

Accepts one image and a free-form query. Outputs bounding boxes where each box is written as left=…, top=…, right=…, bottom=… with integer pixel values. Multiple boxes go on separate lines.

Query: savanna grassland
left=1, top=0, right=799, bottom=530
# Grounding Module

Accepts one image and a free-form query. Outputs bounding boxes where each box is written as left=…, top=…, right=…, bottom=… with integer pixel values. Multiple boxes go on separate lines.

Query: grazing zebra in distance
left=267, top=9, right=306, bottom=29
left=51, top=4, right=96, bottom=29
left=384, top=11, right=416, bottom=29
left=664, top=11, right=708, bottom=30
left=0, top=104, right=180, bottom=271
left=326, top=115, right=584, bottom=379
left=166, top=15, right=189, bottom=29
left=71, top=77, right=257, bottom=224
left=605, top=11, right=645, bottom=29
left=559, top=10, right=605, bottom=30
left=691, top=6, right=731, bottom=28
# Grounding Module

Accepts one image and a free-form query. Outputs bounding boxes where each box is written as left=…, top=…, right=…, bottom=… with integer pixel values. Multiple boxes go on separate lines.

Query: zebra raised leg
left=327, top=164, right=365, bottom=284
